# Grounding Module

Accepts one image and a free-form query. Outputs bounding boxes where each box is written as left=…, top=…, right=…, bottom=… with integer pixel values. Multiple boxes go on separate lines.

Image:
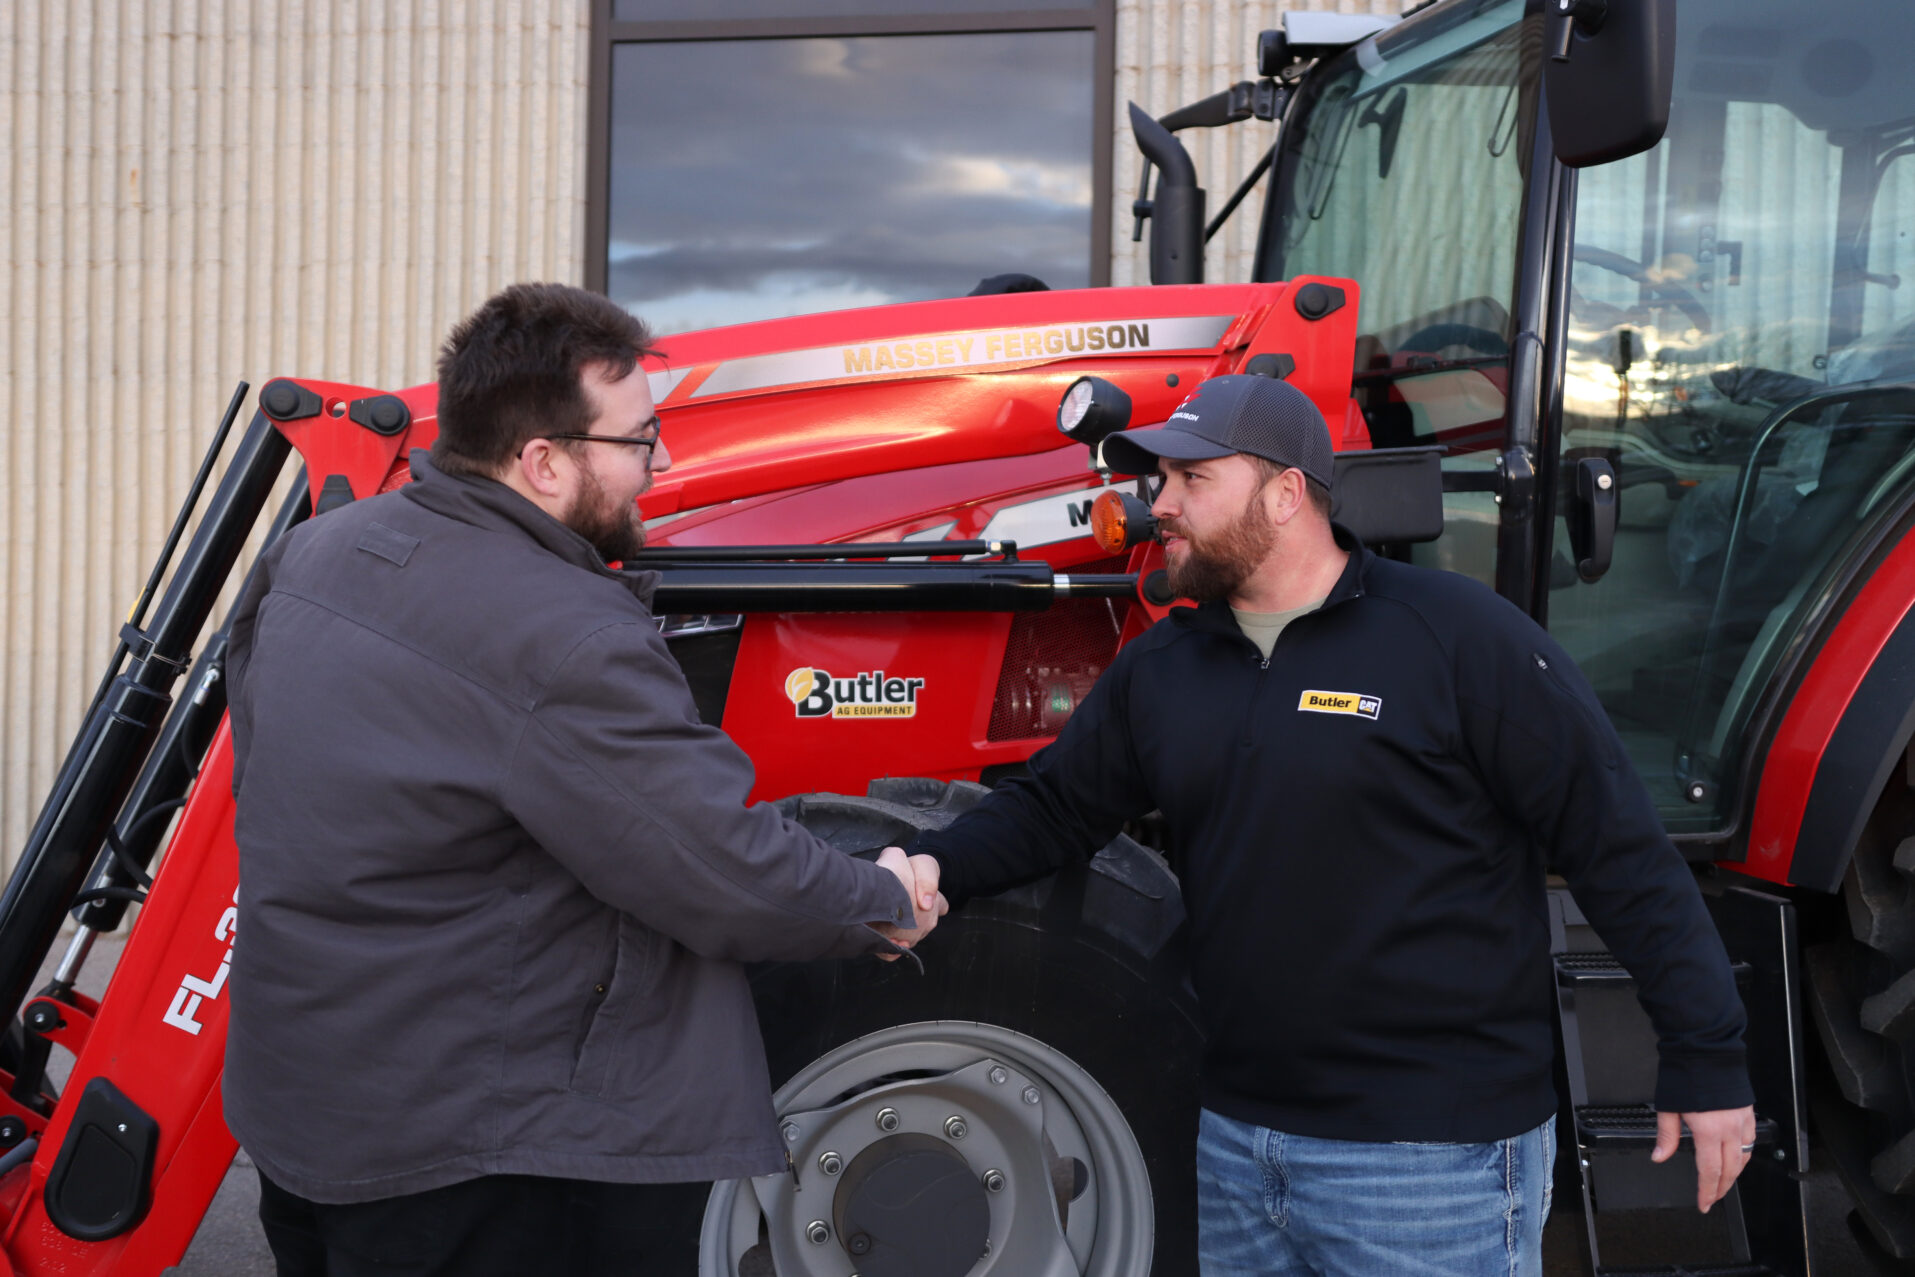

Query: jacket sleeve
left=225, top=532, right=292, bottom=798
left=499, top=621, right=916, bottom=963
left=913, top=641, right=1156, bottom=904
left=1452, top=598, right=1753, bottom=1114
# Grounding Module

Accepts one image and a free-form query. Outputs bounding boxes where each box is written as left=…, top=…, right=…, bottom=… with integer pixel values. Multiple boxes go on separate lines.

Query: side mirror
left=1330, top=447, right=1444, bottom=545
left=1544, top=0, right=1677, bottom=168
left=1128, top=103, right=1205, bottom=285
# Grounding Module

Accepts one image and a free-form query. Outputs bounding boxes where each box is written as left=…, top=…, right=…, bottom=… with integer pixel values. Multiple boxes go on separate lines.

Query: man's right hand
left=872, top=846, right=948, bottom=959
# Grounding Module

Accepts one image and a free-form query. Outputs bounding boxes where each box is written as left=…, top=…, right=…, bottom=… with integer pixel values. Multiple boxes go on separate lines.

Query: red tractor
left=2, top=0, right=1913, bottom=1273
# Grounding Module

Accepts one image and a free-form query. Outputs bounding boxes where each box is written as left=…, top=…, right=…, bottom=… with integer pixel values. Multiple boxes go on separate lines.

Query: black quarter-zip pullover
left=916, top=527, right=1751, bottom=1143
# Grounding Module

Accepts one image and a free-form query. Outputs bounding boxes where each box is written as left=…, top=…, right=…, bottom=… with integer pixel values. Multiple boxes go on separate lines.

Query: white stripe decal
left=691, top=315, right=1236, bottom=398
left=647, top=366, right=692, bottom=403
left=973, top=488, right=1105, bottom=554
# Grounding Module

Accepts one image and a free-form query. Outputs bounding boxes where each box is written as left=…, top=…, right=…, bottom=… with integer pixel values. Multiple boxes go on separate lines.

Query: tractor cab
left=1224, top=0, right=1915, bottom=847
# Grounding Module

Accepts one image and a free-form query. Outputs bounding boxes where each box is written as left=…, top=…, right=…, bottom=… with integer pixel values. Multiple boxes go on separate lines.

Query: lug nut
left=781, top=1122, right=802, bottom=1144
left=988, top=1066, right=1009, bottom=1085
left=876, top=1106, right=901, bottom=1132
left=819, top=1150, right=844, bottom=1176
left=806, top=1220, right=830, bottom=1245
left=945, top=1116, right=969, bottom=1140
left=983, top=1168, right=1006, bottom=1193
left=1021, top=1086, right=1041, bottom=1106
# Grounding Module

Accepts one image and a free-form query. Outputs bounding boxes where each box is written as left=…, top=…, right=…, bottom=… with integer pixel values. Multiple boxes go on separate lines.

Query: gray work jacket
left=223, top=451, right=913, bottom=1204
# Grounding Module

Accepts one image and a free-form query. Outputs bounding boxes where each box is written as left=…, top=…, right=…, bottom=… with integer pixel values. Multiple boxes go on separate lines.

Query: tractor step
left=1555, top=953, right=1753, bottom=988
left=1550, top=886, right=1809, bottom=1276
left=1594, top=1265, right=1779, bottom=1276
left=1574, top=1104, right=1779, bottom=1150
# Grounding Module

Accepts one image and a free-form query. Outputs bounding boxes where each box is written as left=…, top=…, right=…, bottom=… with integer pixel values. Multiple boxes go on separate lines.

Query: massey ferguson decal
left=693, top=315, right=1235, bottom=397
left=163, top=887, right=238, bottom=1036
left=786, top=667, right=925, bottom=719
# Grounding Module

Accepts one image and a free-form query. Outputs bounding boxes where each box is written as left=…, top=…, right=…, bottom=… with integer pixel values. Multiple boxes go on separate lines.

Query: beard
left=563, top=460, right=647, bottom=562
left=1161, top=489, right=1275, bottom=603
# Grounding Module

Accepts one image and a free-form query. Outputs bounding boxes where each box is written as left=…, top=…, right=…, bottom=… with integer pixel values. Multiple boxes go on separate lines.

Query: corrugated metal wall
left=0, top=1, right=589, bottom=867
left=1112, top=0, right=1408, bottom=288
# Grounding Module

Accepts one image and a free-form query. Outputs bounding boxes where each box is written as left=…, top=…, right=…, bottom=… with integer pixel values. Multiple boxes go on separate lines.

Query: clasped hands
left=871, top=846, right=948, bottom=960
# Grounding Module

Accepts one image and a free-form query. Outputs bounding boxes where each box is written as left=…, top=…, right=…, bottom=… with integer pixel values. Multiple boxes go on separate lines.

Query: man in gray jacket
left=225, top=283, right=942, bottom=1276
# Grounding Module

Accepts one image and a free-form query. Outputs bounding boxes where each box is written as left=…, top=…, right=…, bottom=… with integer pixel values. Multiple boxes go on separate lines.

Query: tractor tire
left=695, top=778, right=1202, bottom=1277
left=1804, top=758, right=1915, bottom=1260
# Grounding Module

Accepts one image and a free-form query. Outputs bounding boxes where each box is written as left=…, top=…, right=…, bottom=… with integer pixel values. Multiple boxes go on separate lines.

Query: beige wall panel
left=1112, top=0, right=1408, bottom=288
left=1, top=0, right=590, bottom=870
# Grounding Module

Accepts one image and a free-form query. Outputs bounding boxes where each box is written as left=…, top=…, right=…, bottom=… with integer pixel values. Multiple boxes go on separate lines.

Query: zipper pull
left=1258, top=656, right=1270, bottom=670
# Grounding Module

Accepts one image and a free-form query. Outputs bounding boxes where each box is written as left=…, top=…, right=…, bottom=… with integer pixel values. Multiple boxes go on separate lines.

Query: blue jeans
left=1196, top=1109, right=1556, bottom=1276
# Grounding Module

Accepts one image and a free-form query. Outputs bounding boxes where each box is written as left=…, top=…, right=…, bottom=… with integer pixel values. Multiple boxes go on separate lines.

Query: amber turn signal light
left=1090, top=489, right=1158, bottom=555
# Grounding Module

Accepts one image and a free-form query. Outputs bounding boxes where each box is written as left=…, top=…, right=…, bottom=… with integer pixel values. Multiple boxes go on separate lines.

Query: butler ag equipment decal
left=787, top=667, right=926, bottom=719
left=1297, top=690, right=1382, bottom=720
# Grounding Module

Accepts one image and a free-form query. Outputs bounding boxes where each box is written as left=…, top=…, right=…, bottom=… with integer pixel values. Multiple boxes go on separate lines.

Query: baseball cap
left=1099, top=374, right=1334, bottom=488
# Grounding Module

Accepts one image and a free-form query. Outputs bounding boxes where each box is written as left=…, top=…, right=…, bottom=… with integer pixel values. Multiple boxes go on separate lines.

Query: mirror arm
left=1549, top=0, right=1609, bottom=62
left=1205, top=146, right=1277, bottom=244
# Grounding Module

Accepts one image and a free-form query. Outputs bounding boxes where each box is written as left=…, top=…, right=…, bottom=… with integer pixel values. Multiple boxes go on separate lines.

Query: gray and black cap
left=1100, top=374, right=1334, bottom=488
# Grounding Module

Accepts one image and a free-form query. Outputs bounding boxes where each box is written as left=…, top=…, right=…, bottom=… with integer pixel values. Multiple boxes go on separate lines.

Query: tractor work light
left=1089, top=488, right=1158, bottom=556
left=1056, top=376, right=1133, bottom=447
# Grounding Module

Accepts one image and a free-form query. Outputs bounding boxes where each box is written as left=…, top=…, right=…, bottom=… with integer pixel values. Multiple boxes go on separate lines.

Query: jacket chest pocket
left=569, top=917, right=657, bottom=1097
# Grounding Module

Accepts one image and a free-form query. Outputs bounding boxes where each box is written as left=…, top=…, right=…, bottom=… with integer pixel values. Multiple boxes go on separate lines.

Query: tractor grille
left=987, top=556, right=1129, bottom=742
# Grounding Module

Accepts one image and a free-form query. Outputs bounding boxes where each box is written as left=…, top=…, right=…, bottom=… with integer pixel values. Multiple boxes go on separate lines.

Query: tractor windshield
left=1258, top=0, right=1536, bottom=586
left=1547, top=0, right=1915, bottom=831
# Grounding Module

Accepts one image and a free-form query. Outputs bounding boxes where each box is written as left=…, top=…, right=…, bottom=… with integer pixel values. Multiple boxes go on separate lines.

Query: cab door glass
left=1552, top=7, right=1915, bottom=831
left=1264, top=0, right=1532, bottom=588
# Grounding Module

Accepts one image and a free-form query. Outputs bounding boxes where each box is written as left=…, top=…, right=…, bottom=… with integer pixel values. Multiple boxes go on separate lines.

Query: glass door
left=1549, top=0, right=1915, bottom=829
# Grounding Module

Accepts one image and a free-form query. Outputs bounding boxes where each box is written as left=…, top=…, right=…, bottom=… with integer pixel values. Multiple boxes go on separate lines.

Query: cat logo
left=1297, top=690, right=1382, bottom=721
left=786, top=667, right=925, bottom=719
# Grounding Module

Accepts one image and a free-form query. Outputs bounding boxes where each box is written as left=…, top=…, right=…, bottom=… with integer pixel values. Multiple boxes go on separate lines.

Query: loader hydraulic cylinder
left=0, top=414, right=289, bottom=1025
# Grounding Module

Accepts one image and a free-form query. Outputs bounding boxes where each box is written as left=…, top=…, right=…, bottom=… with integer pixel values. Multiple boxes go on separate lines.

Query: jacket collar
left=400, top=450, right=661, bottom=607
left=1170, top=521, right=1371, bottom=639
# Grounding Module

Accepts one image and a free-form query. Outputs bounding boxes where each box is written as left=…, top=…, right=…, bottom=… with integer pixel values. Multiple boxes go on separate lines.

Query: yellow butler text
left=1297, top=690, right=1382, bottom=720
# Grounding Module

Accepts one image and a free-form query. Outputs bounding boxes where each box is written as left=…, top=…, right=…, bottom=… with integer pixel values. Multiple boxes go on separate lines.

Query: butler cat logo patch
left=1297, top=690, right=1381, bottom=720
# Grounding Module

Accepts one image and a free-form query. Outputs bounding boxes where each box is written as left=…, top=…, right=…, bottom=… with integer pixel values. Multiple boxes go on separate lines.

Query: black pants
left=257, top=1169, right=711, bottom=1276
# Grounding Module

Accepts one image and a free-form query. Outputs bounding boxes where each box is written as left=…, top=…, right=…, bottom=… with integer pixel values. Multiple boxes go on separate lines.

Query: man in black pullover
left=908, top=374, right=1754, bottom=1275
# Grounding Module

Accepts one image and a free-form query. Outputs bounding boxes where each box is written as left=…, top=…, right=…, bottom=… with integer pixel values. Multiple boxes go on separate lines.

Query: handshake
left=871, top=846, right=949, bottom=960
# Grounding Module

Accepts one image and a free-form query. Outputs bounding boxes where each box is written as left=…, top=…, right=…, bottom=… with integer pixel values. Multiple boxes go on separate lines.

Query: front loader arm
left=2, top=733, right=243, bottom=1274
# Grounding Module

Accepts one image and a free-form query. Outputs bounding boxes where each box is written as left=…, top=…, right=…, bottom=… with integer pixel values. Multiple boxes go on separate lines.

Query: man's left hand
left=1652, top=1105, right=1756, bottom=1213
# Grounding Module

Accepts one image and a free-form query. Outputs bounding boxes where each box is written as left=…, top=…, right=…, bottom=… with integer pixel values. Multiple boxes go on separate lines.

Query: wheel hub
left=706, top=1023, right=1154, bottom=1277
left=834, top=1134, right=989, bottom=1277
left=748, top=1056, right=1082, bottom=1277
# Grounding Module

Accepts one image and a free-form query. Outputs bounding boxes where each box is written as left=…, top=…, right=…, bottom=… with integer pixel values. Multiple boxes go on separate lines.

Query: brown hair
left=433, top=283, right=657, bottom=477
left=1249, top=455, right=1333, bottom=520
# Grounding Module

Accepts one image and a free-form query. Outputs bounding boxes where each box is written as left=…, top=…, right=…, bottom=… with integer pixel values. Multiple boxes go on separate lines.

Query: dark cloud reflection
left=606, top=32, right=1095, bottom=333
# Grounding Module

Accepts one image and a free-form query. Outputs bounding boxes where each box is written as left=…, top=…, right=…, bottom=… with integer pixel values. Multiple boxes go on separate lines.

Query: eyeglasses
left=526, top=416, right=662, bottom=456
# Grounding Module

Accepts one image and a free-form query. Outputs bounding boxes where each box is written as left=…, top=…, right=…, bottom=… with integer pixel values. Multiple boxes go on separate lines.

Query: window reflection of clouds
left=614, top=0, right=1089, bottom=18
left=607, top=33, right=1094, bottom=334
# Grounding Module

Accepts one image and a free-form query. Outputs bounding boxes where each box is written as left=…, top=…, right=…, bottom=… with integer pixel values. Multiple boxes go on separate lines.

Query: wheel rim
left=699, top=1020, right=1153, bottom=1277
